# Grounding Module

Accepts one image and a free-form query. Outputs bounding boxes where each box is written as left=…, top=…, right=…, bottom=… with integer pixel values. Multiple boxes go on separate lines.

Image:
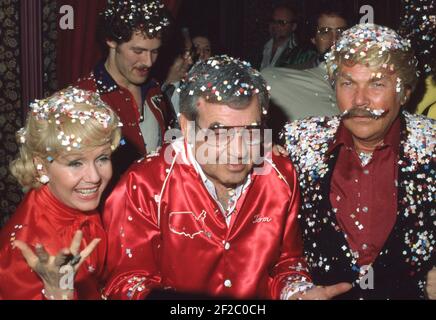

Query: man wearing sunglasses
left=260, top=4, right=298, bottom=70
left=262, top=5, right=349, bottom=128
left=102, top=55, right=351, bottom=300
left=309, top=10, right=348, bottom=67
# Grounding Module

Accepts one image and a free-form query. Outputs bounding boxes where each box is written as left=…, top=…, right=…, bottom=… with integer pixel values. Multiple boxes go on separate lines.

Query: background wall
left=0, top=0, right=23, bottom=226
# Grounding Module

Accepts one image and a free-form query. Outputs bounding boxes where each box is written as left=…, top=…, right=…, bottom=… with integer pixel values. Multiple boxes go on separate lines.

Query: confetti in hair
left=325, top=23, right=419, bottom=93
left=30, top=87, right=114, bottom=126
left=19, top=87, right=122, bottom=152
left=102, top=0, right=170, bottom=40
left=178, top=55, right=271, bottom=119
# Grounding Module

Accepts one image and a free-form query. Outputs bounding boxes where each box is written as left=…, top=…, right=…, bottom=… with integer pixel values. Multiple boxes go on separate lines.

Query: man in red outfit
left=76, top=0, right=177, bottom=177
left=102, top=55, right=351, bottom=300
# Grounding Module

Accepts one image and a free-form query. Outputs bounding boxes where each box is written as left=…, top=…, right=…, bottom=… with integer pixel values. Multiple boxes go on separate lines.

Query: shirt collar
left=184, top=139, right=252, bottom=214
left=93, top=60, right=119, bottom=94
left=93, top=60, right=156, bottom=96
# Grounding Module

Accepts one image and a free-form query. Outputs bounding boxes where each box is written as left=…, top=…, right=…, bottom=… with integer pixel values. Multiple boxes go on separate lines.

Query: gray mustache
left=341, top=107, right=388, bottom=119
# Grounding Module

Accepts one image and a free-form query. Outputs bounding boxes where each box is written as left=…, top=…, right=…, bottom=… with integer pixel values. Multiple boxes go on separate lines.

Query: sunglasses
left=316, top=27, right=346, bottom=40
left=270, top=19, right=296, bottom=26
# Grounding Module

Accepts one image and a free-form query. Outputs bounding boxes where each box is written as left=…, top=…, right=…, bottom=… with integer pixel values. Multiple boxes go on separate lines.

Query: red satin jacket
left=102, top=140, right=310, bottom=300
left=0, top=186, right=107, bottom=300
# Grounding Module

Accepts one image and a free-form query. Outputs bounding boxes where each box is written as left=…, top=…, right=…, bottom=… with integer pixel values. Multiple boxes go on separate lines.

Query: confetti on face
left=341, top=107, right=388, bottom=120
left=396, top=78, right=403, bottom=93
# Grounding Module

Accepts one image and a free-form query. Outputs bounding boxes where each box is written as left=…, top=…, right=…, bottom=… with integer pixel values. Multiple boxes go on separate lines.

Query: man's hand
left=426, top=267, right=436, bottom=299
left=13, top=230, right=101, bottom=300
left=290, top=282, right=353, bottom=300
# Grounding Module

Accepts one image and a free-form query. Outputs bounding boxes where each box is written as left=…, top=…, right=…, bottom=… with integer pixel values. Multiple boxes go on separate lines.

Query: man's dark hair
left=307, top=1, right=349, bottom=38
left=272, top=2, right=299, bottom=19
left=100, top=0, right=171, bottom=44
left=179, top=55, right=270, bottom=121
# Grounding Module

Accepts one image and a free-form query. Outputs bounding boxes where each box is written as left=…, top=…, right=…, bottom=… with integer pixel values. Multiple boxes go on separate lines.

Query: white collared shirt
left=186, top=142, right=252, bottom=227
left=139, top=99, right=161, bottom=153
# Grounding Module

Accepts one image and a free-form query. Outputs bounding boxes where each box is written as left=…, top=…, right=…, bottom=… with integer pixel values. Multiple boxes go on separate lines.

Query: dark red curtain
left=56, top=0, right=181, bottom=90
left=56, top=0, right=107, bottom=89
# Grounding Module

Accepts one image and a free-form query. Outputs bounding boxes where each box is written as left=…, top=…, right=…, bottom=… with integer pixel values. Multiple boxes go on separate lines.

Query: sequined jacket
left=283, top=111, right=435, bottom=299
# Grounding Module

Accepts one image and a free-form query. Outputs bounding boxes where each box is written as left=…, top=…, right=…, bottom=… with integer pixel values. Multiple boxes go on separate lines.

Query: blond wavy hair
left=326, top=24, right=419, bottom=98
left=10, top=88, right=122, bottom=190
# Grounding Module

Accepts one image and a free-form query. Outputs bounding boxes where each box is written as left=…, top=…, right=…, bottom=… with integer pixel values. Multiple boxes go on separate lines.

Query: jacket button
left=224, top=279, right=232, bottom=288
left=224, top=242, right=230, bottom=250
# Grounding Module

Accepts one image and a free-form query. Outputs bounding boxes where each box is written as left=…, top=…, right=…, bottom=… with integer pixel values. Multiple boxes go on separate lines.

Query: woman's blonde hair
left=326, top=23, right=419, bottom=98
left=10, top=87, right=122, bottom=190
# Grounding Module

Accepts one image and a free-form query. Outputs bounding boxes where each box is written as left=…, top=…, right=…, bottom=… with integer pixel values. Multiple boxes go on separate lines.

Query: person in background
left=76, top=0, right=176, bottom=180
left=276, top=2, right=348, bottom=70
left=398, top=1, right=436, bottom=119
left=416, top=67, right=436, bottom=119
left=262, top=4, right=349, bottom=139
left=413, top=45, right=436, bottom=119
left=192, top=33, right=213, bottom=62
left=163, top=30, right=214, bottom=115
left=260, top=3, right=298, bottom=70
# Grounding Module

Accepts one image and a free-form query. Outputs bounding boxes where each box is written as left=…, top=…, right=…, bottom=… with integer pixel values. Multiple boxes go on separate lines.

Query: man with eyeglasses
left=260, top=4, right=298, bottom=70
left=309, top=10, right=348, bottom=67
left=102, top=55, right=351, bottom=300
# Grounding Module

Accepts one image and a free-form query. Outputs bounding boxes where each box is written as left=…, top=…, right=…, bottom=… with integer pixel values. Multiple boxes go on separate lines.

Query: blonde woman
left=0, top=87, right=121, bottom=300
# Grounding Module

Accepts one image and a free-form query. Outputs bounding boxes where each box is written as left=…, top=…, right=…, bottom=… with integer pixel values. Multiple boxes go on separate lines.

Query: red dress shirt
left=328, top=117, right=400, bottom=266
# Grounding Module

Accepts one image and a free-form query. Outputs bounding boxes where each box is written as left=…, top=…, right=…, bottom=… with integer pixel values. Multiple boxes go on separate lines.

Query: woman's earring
left=39, top=175, right=50, bottom=184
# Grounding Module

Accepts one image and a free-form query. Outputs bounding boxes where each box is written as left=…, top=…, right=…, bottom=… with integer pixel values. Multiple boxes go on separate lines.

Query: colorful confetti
left=325, top=23, right=419, bottom=92
left=399, top=0, right=436, bottom=75
left=178, top=55, right=271, bottom=116
left=103, top=0, right=170, bottom=39
left=18, top=87, right=122, bottom=152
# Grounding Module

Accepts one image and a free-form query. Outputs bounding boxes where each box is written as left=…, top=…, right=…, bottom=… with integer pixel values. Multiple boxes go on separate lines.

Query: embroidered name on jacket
left=252, top=215, right=272, bottom=224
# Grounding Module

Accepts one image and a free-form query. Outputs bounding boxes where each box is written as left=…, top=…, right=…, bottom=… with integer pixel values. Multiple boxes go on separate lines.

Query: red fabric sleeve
left=102, top=164, right=163, bottom=300
left=269, top=156, right=312, bottom=298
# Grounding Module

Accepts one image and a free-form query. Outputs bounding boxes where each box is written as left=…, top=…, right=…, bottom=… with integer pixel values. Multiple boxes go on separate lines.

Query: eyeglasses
left=316, top=27, right=346, bottom=40
left=195, top=123, right=265, bottom=147
left=270, top=19, right=296, bottom=26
